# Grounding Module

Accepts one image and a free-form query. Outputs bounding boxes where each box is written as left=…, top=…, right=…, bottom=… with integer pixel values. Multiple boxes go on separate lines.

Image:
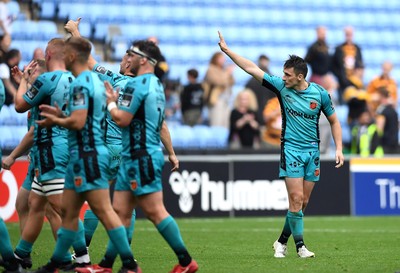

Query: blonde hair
left=234, top=88, right=258, bottom=111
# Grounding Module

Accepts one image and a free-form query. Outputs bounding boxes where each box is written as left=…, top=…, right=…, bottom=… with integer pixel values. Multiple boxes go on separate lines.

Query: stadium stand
left=3, top=0, right=400, bottom=152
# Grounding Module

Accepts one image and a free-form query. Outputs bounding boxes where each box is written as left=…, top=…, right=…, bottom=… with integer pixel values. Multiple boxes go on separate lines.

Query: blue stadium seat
left=0, top=105, right=11, bottom=125
left=38, top=0, right=57, bottom=19
left=8, top=104, right=28, bottom=126
left=0, top=125, right=21, bottom=150
left=209, top=126, right=229, bottom=148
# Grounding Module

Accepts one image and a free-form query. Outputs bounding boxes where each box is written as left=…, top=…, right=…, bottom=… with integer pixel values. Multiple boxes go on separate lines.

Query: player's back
left=68, top=70, right=107, bottom=152
left=28, top=70, right=74, bottom=146
left=120, top=74, right=165, bottom=157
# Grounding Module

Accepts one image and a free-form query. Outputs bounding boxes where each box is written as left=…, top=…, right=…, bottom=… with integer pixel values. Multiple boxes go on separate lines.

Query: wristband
left=107, top=101, right=117, bottom=112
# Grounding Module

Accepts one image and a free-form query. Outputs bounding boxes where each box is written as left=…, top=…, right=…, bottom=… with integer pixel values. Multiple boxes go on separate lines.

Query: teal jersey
left=0, top=80, right=4, bottom=160
left=23, top=71, right=74, bottom=146
left=93, top=64, right=132, bottom=145
left=118, top=73, right=165, bottom=158
left=68, top=70, right=107, bottom=152
left=262, top=73, right=335, bottom=151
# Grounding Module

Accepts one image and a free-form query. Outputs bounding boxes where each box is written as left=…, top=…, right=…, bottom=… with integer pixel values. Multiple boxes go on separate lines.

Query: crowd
left=158, top=25, right=398, bottom=156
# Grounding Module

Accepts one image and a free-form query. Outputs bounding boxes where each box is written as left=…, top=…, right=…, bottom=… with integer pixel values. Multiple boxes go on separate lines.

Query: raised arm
left=2, top=125, right=34, bottom=169
left=65, top=18, right=97, bottom=70
left=218, top=31, right=265, bottom=83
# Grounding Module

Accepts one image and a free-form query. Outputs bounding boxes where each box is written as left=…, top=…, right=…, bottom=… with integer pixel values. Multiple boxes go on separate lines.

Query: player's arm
left=37, top=106, right=87, bottom=130
left=218, top=31, right=264, bottom=82
left=327, top=112, right=344, bottom=168
left=105, top=81, right=133, bottom=127
left=2, top=125, right=34, bottom=170
left=15, top=61, right=39, bottom=113
left=65, top=18, right=97, bottom=70
left=160, top=120, right=179, bottom=171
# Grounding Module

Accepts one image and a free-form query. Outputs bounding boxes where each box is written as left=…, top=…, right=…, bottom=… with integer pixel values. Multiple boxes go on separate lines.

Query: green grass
left=7, top=216, right=400, bottom=273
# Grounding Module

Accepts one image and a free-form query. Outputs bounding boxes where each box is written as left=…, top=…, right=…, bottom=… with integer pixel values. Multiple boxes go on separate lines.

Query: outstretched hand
left=36, top=102, right=63, bottom=128
left=65, top=17, right=81, bottom=35
left=11, top=66, right=23, bottom=85
left=168, top=154, right=179, bottom=172
left=218, top=31, right=228, bottom=53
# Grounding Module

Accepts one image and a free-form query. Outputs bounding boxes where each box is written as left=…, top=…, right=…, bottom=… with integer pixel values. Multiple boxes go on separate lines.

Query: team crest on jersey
left=314, top=169, right=320, bottom=177
left=120, top=86, right=134, bottom=107
left=310, top=101, right=318, bottom=109
left=74, top=176, right=83, bottom=187
left=130, top=180, right=138, bottom=190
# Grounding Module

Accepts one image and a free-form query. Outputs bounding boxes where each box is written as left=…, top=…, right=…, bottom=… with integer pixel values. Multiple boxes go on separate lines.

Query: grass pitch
left=7, top=216, right=400, bottom=273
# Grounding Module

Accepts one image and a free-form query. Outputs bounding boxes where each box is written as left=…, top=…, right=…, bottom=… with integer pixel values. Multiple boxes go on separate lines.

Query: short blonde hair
left=233, top=88, right=258, bottom=111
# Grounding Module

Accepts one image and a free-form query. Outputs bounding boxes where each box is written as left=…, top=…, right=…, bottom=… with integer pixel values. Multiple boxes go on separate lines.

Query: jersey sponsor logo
left=72, top=86, right=85, bottom=106
left=25, top=87, right=40, bottom=100
left=95, top=65, right=107, bottom=74
left=314, top=157, right=320, bottom=166
left=310, top=101, right=318, bottom=110
left=287, top=108, right=316, bottom=120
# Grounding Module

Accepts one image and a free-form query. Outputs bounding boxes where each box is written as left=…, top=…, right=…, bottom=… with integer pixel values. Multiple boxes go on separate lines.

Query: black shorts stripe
left=83, top=153, right=101, bottom=182
left=139, top=154, right=155, bottom=186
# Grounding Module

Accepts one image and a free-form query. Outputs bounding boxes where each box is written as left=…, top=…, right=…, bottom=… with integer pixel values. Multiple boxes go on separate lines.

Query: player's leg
left=0, top=218, right=22, bottom=272
left=15, top=187, right=30, bottom=234
left=138, top=191, right=198, bottom=273
left=14, top=188, right=48, bottom=269
left=85, top=189, right=140, bottom=272
left=44, top=203, right=61, bottom=240
left=32, top=189, right=85, bottom=273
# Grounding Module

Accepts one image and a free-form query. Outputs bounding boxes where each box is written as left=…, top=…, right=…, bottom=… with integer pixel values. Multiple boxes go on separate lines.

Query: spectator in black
left=305, top=26, right=331, bottom=87
left=245, top=54, right=275, bottom=123
left=148, top=36, right=169, bottom=82
left=180, top=68, right=204, bottom=126
left=0, top=48, right=20, bottom=105
left=332, top=26, right=363, bottom=105
left=229, top=89, right=260, bottom=149
left=375, top=87, right=399, bottom=154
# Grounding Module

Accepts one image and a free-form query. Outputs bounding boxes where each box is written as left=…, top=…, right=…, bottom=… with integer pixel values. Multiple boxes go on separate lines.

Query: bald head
left=381, top=61, right=393, bottom=77
left=344, top=26, right=354, bottom=43
left=316, top=26, right=326, bottom=41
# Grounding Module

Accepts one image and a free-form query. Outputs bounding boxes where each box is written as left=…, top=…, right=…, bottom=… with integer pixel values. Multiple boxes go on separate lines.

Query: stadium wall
left=2, top=156, right=400, bottom=222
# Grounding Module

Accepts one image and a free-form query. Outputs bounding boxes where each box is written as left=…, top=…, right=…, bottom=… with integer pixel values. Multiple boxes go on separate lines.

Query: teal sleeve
left=22, top=74, right=52, bottom=106
left=321, top=90, right=335, bottom=117
left=70, top=85, right=89, bottom=112
left=262, top=73, right=285, bottom=92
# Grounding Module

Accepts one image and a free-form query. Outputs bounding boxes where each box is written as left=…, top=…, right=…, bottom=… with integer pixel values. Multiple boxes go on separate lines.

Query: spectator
left=367, top=61, right=397, bottom=107
left=319, top=75, right=338, bottom=154
left=180, top=68, right=204, bottom=126
left=0, top=18, right=10, bottom=62
left=203, top=52, right=235, bottom=128
left=332, top=26, right=363, bottom=105
left=350, top=110, right=383, bottom=157
left=228, top=89, right=260, bottom=149
left=164, top=80, right=180, bottom=122
left=0, top=0, right=12, bottom=37
left=343, top=61, right=368, bottom=128
left=261, top=96, right=281, bottom=152
left=32, top=47, right=45, bottom=60
left=147, top=36, right=169, bottom=82
left=305, top=26, right=331, bottom=88
left=245, top=54, right=275, bottom=123
left=0, top=48, right=20, bottom=105
left=375, top=87, right=399, bottom=154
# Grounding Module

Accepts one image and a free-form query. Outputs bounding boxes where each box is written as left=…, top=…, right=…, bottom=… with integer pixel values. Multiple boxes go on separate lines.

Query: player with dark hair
left=83, top=39, right=198, bottom=273
left=32, top=36, right=140, bottom=273
left=218, top=31, right=344, bottom=258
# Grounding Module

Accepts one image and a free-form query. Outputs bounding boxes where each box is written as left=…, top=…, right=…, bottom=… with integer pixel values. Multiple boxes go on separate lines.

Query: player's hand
left=218, top=31, right=228, bottom=53
left=65, top=17, right=81, bottom=35
left=335, top=150, right=344, bottom=168
left=2, top=156, right=15, bottom=170
left=104, top=81, right=119, bottom=104
left=168, top=154, right=179, bottom=171
left=36, top=111, right=57, bottom=128
left=11, top=66, right=23, bottom=85
left=23, top=60, right=38, bottom=82
left=39, top=102, right=63, bottom=117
